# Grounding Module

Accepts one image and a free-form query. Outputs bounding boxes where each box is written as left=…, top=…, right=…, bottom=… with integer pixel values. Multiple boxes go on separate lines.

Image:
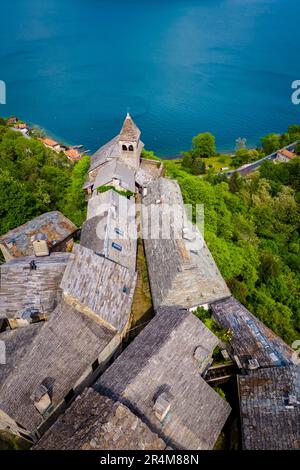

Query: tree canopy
left=192, top=132, right=217, bottom=158
left=0, top=122, right=88, bottom=234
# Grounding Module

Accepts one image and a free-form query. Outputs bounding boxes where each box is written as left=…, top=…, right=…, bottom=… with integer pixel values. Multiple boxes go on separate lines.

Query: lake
left=1, top=0, right=300, bottom=156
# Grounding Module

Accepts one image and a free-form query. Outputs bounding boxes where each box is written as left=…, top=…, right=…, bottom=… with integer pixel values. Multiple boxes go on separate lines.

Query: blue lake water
left=1, top=0, right=300, bottom=156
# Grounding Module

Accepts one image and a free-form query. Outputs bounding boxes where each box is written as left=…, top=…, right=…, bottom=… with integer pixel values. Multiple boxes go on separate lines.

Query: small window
left=122, top=144, right=128, bottom=151
left=92, top=359, right=99, bottom=372
left=123, top=286, right=130, bottom=294
left=128, top=145, right=134, bottom=151
left=112, top=242, right=122, bottom=252
left=114, top=227, right=124, bottom=236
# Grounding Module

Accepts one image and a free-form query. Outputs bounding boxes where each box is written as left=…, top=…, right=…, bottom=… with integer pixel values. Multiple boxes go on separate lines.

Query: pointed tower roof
left=119, top=113, right=141, bottom=142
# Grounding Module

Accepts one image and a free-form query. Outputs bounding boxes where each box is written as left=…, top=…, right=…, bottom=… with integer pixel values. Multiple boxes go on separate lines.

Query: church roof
left=81, top=192, right=137, bottom=272
left=119, top=113, right=141, bottom=142
left=88, top=136, right=121, bottom=173
left=93, top=159, right=136, bottom=193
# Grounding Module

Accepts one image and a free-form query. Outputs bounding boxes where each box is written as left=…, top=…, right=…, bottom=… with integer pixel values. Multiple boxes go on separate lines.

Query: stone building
left=142, top=177, right=231, bottom=310
left=0, top=245, right=136, bottom=443
left=96, top=307, right=231, bottom=450
left=238, top=366, right=300, bottom=450
left=33, top=307, right=231, bottom=450
left=211, top=297, right=298, bottom=370
left=83, top=113, right=144, bottom=197
left=0, top=252, right=70, bottom=319
left=34, top=390, right=166, bottom=450
left=0, top=211, right=77, bottom=262
left=211, top=296, right=300, bottom=449
left=81, top=190, right=137, bottom=272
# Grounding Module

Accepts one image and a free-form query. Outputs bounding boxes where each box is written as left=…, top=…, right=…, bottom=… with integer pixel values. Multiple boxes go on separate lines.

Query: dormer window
left=115, top=227, right=124, bottom=236
left=112, top=242, right=122, bottom=252
left=32, top=383, right=52, bottom=416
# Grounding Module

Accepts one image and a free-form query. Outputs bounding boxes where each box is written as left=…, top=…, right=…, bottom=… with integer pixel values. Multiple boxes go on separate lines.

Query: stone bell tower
left=118, top=113, right=143, bottom=170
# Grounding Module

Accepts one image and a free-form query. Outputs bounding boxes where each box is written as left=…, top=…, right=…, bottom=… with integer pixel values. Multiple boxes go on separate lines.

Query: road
left=226, top=142, right=298, bottom=177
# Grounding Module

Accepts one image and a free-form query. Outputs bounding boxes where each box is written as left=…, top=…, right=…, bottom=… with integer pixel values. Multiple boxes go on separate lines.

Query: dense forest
left=0, top=120, right=89, bottom=235
left=0, top=117, right=299, bottom=345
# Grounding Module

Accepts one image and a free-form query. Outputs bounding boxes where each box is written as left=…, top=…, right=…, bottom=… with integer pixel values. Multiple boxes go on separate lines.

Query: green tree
left=261, top=133, right=281, bottom=154
left=191, top=132, right=217, bottom=158
left=181, top=151, right=206, bottom=175
left=62, top=156, right=90, bottom=226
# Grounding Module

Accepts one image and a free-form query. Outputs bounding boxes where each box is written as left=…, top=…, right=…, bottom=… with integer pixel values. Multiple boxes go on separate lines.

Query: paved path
left=226, top=142, right=298, bottom=177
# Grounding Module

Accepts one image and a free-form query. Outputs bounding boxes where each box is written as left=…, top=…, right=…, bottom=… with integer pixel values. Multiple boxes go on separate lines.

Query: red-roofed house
left=65, top=148, right=81, bottom=162
left=41, top=138, right=62, bottom=152
left=14, top=123, right=28, bottom=130
left=276, top=148, right=296, bottom=162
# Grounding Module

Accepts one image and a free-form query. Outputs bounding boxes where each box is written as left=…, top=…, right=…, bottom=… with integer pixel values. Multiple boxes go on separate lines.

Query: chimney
left=32, top=234, right=49, bottom=257
left=32, top=383, right=52, bottom=415
left=153, top=391, right=174, bottom=422
left=33, top=240, right=49, bottom=257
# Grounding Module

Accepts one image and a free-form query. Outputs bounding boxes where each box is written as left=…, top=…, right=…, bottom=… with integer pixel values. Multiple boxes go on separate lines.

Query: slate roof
left=0, top=212, right=77, bottom=259
left=142, top=178, right=230, bottom=309
left=81, top=191, right=137, bottom=271
left=238, top=366, right=300, bottom=450
left=86, top=189, right=121, bottom=220
left=96, top=307, right=231, bottom=450
left=0, top=253, right=70, bottom=318
left=34, top=389, right=166, bottom=450
left=119, top=113, right=141, bottom=142
left=211, top=297, right=298, bottom=369
left=80, top=214, right=106, bottom=254
left=135, top=159, right=164, bottom=188
left=0, top=299, right=116, bottom=434
left=93, top=159, right=136, bottom=193
left=60, top=244, right=137, bottom=332
left=0, top=323, right=43, bottom=384
left=88, top=135, right=120, bottom=173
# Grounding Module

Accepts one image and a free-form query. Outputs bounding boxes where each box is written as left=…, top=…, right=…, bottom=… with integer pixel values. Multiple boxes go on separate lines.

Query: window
left=128, top=145, right=134, bottom=151
left=122, top=144, right=128, bottom=151
left=114, top=227, right=124, bottom=236
left=112, top=242, right=122, bottom=252
left=92, top=359, right=99, bottom=372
